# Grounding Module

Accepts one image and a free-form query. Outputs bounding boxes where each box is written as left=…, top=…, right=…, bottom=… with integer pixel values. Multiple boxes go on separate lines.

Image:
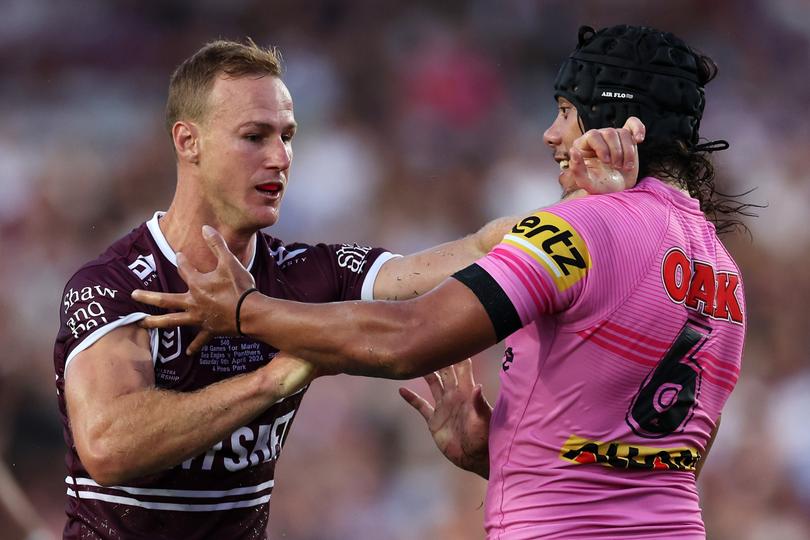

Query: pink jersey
left=453, top=177, right=745, bottom=539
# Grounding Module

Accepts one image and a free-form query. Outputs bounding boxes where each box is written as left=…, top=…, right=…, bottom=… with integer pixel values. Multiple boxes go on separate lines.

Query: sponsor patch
left=661, top=247, right=744, bottom=324
left=336, top=244, right=372, bottom=273
left=560, top=434, right=700, bottom=472
left=128, top=254, right=157, bottom=281
left=503, top=212, right=590, bottom=291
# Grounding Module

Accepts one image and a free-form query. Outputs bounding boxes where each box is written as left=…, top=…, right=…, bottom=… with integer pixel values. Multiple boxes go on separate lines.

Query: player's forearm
left=76, top=366, right=283, bottom=485
left=240, top=294, right=485, bottom=379
left=242, top=296, right=413, bottom=378
left=374, top=215, right=517, bottom=301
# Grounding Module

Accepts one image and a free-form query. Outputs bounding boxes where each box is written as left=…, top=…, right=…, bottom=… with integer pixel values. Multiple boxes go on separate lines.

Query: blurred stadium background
left=1, top=0, right=809, bottom=538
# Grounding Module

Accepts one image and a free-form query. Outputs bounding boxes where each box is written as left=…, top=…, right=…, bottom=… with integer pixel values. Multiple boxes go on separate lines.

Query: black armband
left=452, top=264, right=522, bottom=342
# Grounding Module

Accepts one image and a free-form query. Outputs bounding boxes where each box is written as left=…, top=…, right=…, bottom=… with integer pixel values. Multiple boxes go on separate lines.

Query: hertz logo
left=503, top=212, right=590, bottom=291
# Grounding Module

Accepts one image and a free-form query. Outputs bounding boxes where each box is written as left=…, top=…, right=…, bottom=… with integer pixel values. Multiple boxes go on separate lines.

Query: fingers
left=437, top=366, right=458, bottom=390
left=132, top=290, right=190, bottom=310
left=472, top=385, right=493, bottom=420
left=617, top=128, right=637, bottom=174
left=139, top=311, right=198, bottom=329
left=622, top=116, right=646, bottom=143
left=455, top=358, right=475, bottom=391
left=424, top=372, right=444, bottom=403
left=176, top=252, right=201, bottom=286
left=573, top=129, right=609, bottom=163
left=603, top=128, right=624, bottom=170
left=573, top=122, right=643, bottom=172
left=399, top=387, right=434, bottom=423
left=202, top=225, right=231, bottom=265
left=574, top=129, right=622, bottom=170
left=186, top=330, right=212, bottom=356
left=568, top=146, right=589, bottom=187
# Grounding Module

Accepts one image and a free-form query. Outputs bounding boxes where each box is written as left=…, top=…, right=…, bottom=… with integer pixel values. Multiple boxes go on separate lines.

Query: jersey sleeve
left=56, top=262, right=152, bottom=372
left=453, top=210, right=592, bottom=341
left=307, top=243, right=400, bottom=301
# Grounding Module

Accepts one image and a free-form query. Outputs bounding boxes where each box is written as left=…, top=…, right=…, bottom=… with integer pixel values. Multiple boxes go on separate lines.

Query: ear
left=172, top=121, right=201, bottom=164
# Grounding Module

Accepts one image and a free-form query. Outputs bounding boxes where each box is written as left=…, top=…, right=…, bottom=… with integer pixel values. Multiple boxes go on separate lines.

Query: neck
left=649, top=173, right=692, bottom=197
left=159, top=186, right=256, bottom=274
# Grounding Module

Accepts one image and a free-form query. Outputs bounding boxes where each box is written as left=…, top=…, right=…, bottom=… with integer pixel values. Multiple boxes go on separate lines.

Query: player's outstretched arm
left=400, top=359, right=491, bottom=479
left=134, top=228, right=498, bottom=378
left=370, top=117, right=645, bottom=301
left=65, top=325, right=315, bottom=486
left=132, top=119, right=645, bottom=371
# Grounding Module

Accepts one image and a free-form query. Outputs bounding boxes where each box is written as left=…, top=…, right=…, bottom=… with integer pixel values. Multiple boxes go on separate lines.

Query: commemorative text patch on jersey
left=503, top=212, right=590, bottom=291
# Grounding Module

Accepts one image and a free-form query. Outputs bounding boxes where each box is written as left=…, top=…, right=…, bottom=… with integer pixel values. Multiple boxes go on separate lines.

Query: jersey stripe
left=363, top=252, right=401, bottom=300
left=66, top=476, right=275, bottom=498
left=585, top=332, right=659, bottom=367
left=489, top=249, right=545, bottom=313
left=502, top=234, right=562, bottom=278
left=67, top=489, right=271, bottom=511
left=64, top=312, right=150, bottom=372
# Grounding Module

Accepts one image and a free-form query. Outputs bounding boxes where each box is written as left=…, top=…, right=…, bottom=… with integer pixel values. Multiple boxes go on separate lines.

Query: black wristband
left=235, top=287, right=259, bottom=337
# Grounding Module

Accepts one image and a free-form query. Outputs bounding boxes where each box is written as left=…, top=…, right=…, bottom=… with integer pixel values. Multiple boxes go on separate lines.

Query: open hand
left=564, top=116, right=646, bottom=199
left=132, top=225, right=256, bottom=355
left=399, top=359, right=491, bottom=478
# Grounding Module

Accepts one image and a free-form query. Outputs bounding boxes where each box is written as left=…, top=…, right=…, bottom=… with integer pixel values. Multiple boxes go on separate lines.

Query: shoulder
left=555, top=178, right=670, bottom=221
left=259, top=231, right=387, bottom=273
left=544, top=180, right=672, bottom=251
left=64, top=222, right=156, bottom=293
left=57, top=221, right=160, bottom=368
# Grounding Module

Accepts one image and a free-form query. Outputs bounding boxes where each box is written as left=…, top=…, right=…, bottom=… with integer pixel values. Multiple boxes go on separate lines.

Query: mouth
left=255, top=181, right=284, bottom=199
left=558, top=159, right=570, bottom=171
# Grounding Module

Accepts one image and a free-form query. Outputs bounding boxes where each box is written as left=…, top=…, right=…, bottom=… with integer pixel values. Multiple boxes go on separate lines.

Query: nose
left=543, top=119, right=561, bottom=149
left=264, top=137, right=292, bottom=170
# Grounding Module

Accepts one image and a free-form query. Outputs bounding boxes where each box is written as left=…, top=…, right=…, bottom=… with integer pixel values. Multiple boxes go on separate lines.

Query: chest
left=152, top=332, right=277, bottom=390
left=151, top=257, right=332, bottom=390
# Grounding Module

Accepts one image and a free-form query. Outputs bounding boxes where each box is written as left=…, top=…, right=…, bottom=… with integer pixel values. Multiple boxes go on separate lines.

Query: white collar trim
left=146, top=211, right=257, bottom=271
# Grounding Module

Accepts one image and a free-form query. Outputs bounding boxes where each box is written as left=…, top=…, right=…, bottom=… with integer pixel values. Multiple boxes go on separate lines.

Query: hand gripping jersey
left=53, top=212, right=396, bottom=540
left=454, top=178, right=745, bottom=540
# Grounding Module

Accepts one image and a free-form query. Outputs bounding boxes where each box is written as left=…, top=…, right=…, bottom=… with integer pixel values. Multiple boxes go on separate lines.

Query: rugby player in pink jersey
left=137, top=25, right=747, bottom=539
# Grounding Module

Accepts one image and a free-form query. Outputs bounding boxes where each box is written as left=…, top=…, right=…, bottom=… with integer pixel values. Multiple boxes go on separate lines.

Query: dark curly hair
left=636, top=54, right=759, bottom=234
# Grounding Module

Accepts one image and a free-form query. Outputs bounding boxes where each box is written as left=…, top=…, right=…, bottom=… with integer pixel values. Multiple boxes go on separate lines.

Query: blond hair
left=165, top=38, right=283, bottom=135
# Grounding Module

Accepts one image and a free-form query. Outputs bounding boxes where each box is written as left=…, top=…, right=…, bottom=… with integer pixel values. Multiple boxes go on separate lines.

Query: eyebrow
left=238, top=121, right=298, bottom=131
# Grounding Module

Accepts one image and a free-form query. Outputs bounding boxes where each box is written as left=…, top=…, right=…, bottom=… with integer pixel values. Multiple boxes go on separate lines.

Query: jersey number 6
left=626, top=320, right=711, bottom=439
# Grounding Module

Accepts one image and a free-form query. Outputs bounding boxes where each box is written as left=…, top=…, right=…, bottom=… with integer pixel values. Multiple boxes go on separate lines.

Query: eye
left=281, top=131, right=295, bottom=143
left=244, top=133, right=262, bottom=143
left=559, top=106, right=571, bottom=118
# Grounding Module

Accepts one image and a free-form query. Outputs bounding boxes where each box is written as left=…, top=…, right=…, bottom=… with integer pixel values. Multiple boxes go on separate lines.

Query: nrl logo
left=157, top=326, right=182, bottom=363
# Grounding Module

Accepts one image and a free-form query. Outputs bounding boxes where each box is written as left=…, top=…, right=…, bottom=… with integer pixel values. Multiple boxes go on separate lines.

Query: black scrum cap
left=553, top=25, right=714, bottom=148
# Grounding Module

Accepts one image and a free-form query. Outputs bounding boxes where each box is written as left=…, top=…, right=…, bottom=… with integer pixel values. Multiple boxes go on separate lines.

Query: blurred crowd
left=1, top=0, right=808, bottom=538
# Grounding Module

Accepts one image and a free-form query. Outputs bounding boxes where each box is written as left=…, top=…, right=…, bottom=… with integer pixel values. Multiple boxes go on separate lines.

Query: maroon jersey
left=54, top=212, right=396, bottom=540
